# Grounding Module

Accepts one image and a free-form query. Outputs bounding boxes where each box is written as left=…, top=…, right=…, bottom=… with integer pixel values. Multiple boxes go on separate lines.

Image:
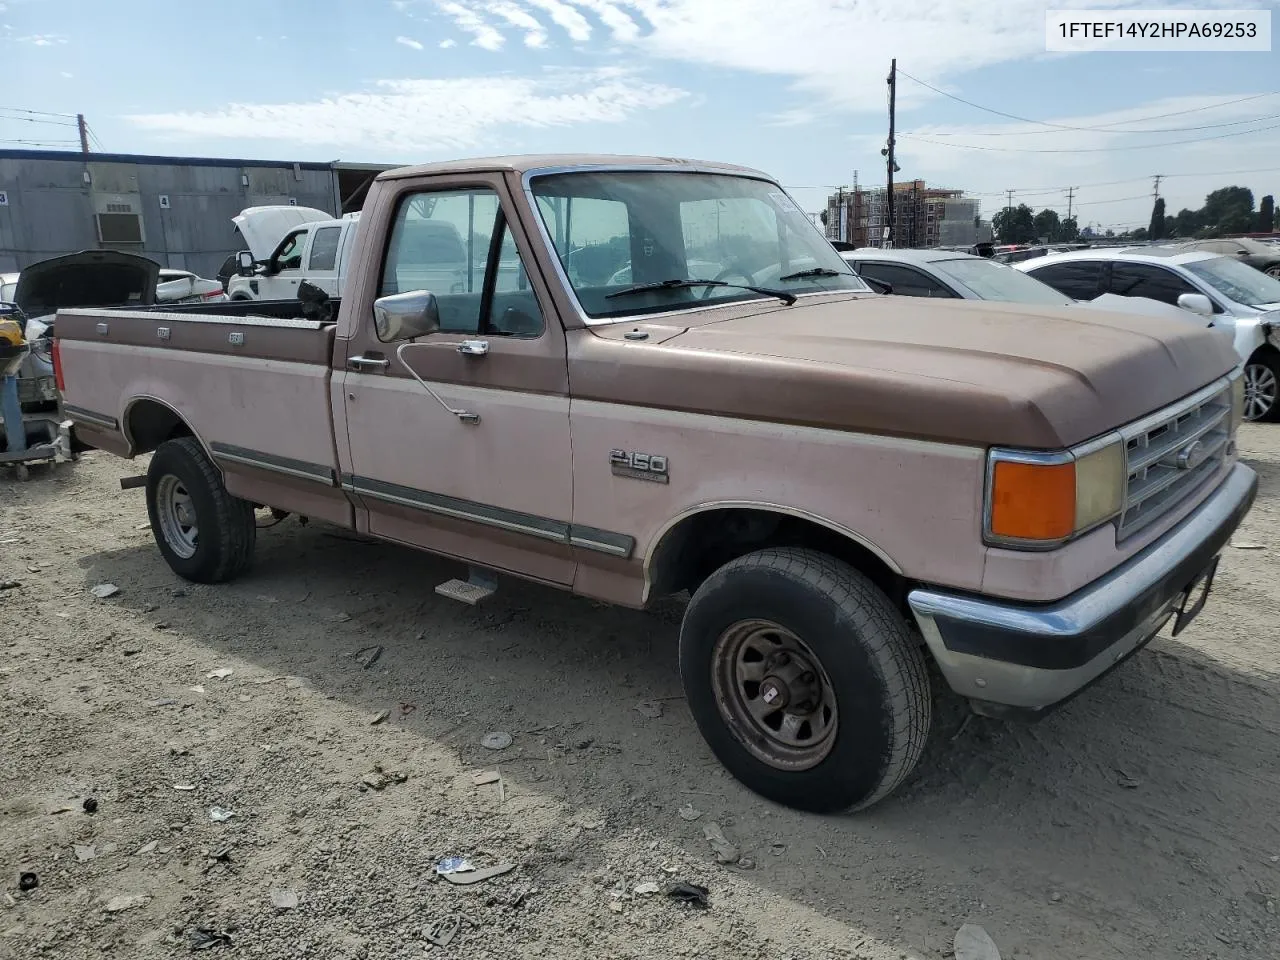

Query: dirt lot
left=1, top=426, right=1278, bottom=960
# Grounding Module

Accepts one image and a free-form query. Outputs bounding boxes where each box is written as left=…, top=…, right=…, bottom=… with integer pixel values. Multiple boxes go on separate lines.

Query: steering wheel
left=700, top=263, right=757, bottom=300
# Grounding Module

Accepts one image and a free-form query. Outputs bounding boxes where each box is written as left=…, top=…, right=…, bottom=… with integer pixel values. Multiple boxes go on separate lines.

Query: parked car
left=157, top=268, right=228, bottom=304
left=1019, top=247, right=1280, bottom=421
left=0, top=272, right=17, bottom=303
left=841, top=249, right=1203, bottom=326
left=1176, top=237, right=1280, bottom=278
left=53, top=154, right=1254, bottom=814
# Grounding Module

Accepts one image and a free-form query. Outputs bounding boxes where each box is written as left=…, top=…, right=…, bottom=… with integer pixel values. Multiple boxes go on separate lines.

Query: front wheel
left=1243, top=352, right=1280, bottom=423
left=146, top=436, right=256, bottom=583
left=679, top=547, right=931, bottom=813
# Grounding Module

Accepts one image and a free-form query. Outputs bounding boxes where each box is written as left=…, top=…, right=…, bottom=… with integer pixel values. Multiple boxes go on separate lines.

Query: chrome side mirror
left=1176, top=293, right=1215, bottom=318
left=374, top=290, right=440, bottom=342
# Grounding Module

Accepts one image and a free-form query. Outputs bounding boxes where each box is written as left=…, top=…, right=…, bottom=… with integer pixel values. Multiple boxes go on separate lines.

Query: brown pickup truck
left=53, top=155, right=1257, bottom=813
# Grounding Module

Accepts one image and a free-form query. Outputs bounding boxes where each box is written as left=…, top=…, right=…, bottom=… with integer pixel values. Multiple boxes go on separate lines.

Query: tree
left=1148, top=197, right=1166, bottom=241
left=993, top=203, right=1037, bottom=244
left=1033, top=208, right=1061, bottom=242
left=1260, top=195, right=1276, bottom=233
left=1200, top=186, right=1254, bottom=236
left=1059, top=217, right=1080, bottom=242
left=1127, top=227, right=1149, bottom=241
left=1172, top=208, right=1200, bottom=237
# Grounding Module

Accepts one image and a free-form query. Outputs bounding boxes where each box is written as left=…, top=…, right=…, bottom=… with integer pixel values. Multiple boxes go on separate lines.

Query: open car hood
left=233, top=205, right=331, bottom=261
left=13, top=250, right=160, bottom=320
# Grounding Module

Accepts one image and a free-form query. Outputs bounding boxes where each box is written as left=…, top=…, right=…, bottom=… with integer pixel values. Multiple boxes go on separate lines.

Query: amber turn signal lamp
left=989, top=460, right=1075, bottom=541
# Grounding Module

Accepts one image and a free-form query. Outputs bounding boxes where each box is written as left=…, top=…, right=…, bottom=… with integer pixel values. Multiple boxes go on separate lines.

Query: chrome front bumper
left=908, top=463, right=1258, bottom=717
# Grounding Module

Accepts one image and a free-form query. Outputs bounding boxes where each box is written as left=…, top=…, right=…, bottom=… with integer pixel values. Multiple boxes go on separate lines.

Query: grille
left=1118, top=380, right=1232, bottom=540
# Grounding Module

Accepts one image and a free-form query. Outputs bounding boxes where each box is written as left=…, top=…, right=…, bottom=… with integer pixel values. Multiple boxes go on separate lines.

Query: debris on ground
left=74, top=844, right=96, bottom=862
left=189, top=927, right=233, bottom=950
left=90, top=583, right=120, bottom=599
left=1117, top=774, right=1142, bottom=789
left=18, top=873, right=38, bottom=892
left=353, top=644, right=383, bottom=669
left=327, top=612, right=352, bottom=623
left=736, top=857, right=756, bottom=870
left=472, top=770, right=501, bottom=786
left=122, top=643, right=143, bottom=656
left=435, top=856, right=475, bottom=876
left=702, top=822, right=739, bottom=865
left=135, top=840, right=158, bottom=855
left=270, top=887, right=298, bottom=910
left=189, top=685, right=205, bottom=694
left=359, top=767, right=408, bottom=791
left=206, top=668, right=233, bottom=680
left=1232, top=542, right=1266, bottom=550
left=369, top=709, right=390, bottom=726
left=82, top=797, right=98, bottom=814
left=172, top=783, right=196, bottom=792
left=440, top=862, right=515, bottom=886
left=481, top=731, right=513, bottom=751
left=633, top=881, right=661, bottom=895
left=102, top=894, right=150, bottom=913
left=678, top=803, right=703, bottom=822
left=665, top=882, right=709, bottom=908
left=424, top=915, right=462, bottom=947
left=208, top=807, right=235, bottom=823
left=0, top=578, right=20, bottom=590
left=954, top=923, right=1002, bottom=960
left=635, top=699, right=664, bottom=719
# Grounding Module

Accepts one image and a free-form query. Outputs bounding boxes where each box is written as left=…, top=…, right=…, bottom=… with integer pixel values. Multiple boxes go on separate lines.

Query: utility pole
left=77, top=113, right=89, bottom=154
left=836, top=185, right=845, bottom=243
left=1152, top=174, right=1163, bottom=200
left=1065, top=186, right=1076, bottom=223
left=885, top=58, right=896, bottom=248
left=1004, top=189, right=1014, bottom=242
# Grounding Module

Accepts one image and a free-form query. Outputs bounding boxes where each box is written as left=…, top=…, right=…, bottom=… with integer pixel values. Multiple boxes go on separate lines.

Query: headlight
left=1229, top=368, right=1245, bottom=433
left=985, top=436, right=1125, bottom=548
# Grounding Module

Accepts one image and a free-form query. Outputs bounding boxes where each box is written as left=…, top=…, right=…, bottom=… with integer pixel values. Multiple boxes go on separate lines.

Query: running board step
left=435, top=568, right=498, bottom=606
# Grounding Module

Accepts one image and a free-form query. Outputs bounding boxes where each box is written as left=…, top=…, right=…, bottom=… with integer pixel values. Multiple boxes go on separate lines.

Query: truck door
left=305, top=224, right=343, bottom=297
left=259, top=227, right=311, bottom=299
left=337, top=179, right=574, bottom=585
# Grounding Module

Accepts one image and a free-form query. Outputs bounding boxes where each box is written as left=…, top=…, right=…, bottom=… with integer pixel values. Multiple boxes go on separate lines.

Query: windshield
left=930, top=257, right=1073, bottom=305
left=1184, top=255, right=1280, bottom=308
left=530, top=170, right=867, bottom=320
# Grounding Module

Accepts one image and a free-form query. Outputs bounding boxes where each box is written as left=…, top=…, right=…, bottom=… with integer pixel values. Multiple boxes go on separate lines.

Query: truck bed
left=54, top=303, right=350, bottom=528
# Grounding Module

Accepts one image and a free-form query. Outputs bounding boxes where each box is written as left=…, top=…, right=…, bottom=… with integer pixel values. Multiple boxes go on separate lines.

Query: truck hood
left=574, top=294, right=1240, bottom=448
left=233, top=205, right=331, bottom=261
left=13, top=250, right=159, bottom=321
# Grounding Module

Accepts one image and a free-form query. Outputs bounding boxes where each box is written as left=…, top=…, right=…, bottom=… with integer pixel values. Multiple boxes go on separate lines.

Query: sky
left=2, top=0, right=1279, bottom=232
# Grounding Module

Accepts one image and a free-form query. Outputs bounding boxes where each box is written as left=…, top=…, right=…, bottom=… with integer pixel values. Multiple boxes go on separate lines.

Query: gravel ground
left=1, top=425, right=1278, bottom=960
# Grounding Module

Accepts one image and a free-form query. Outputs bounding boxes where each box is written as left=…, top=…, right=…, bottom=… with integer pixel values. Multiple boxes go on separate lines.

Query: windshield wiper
left=605, top=278, right=796, bottom=306
left=777, top=267, right=846, bottom=281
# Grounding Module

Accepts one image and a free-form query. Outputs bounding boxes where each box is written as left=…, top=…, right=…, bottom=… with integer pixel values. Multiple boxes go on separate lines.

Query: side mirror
left=236, top=251, right=255, bottom=276
left=374, top=290, right=440, bottom=342
left=1177, top=293, right=1215, bottom=318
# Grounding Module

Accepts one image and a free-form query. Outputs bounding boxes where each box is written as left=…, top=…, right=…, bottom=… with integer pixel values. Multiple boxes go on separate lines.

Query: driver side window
left=275, top=230, right=307, bottom=271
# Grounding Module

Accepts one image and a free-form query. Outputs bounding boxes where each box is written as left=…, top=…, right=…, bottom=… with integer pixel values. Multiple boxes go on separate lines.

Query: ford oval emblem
left=1175, top=439, right=1207, bottom=471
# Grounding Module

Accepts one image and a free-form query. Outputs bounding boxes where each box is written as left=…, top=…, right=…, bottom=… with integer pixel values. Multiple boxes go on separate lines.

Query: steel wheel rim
left=156, top=474, right=199, bottom=559
left=711, top=619, right=839, bottom=771
left=1243, top=362, right=1277, bottom=421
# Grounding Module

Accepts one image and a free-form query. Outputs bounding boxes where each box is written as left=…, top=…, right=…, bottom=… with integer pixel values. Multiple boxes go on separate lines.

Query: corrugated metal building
left=0, top=150, right=396, bottom=277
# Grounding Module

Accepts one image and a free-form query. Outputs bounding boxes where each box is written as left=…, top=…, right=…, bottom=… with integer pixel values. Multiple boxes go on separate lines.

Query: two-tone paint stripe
left=209, top=443, right=634, bottom=559
left=62, top=404, right=118, bottom=431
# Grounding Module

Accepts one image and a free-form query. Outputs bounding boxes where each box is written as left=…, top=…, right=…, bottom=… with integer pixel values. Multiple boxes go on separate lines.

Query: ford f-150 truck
left=52, top=155, right=1257, bottom=813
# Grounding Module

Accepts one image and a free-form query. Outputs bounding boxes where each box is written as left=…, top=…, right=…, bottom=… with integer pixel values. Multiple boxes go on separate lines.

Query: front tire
left=1243, top=351, right=1280, bottom=423
left=146, top=436, right=256, bottom=583
left=679, top=548, right=931, bottom=813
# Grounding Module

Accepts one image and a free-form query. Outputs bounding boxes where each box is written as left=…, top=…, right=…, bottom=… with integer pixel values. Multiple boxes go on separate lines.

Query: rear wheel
left=146, top=436, right=255, bottom=583
left=679, top=547, right=931, bottom=813
left=1243, top=351, right=1280, bottom=423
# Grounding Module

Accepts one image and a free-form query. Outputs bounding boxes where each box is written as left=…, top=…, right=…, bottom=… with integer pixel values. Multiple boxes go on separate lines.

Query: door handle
left=457, top=339, right=489, bottom=357
left=347, top=355, right=390, bottom=371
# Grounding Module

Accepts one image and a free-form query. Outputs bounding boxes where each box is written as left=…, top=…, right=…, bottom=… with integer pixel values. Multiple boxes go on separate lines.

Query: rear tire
left=146, top=436, right=255, bottom=583
left=679, top=547, right=931, bottom=813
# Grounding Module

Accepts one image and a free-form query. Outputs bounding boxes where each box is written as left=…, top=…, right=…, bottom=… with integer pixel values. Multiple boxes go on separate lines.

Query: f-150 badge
left=610, top=449, right=668, bottom=483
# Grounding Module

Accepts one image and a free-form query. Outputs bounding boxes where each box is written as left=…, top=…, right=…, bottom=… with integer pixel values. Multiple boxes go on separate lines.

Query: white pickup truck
left=226, top=207, right=364, bottom=301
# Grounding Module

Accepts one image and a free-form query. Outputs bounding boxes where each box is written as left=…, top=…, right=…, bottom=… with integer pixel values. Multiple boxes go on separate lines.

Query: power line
left=0, top=112, right=78, bottom=128
left=900, top=119, right=1280, bottom=154
left=0, top=105, right=79, bottom=120
left=911, top=111, right=1280, bottom=138
left=0, top=138, right=80, bottom=146
left=896, top=71, right=1278, bottom=133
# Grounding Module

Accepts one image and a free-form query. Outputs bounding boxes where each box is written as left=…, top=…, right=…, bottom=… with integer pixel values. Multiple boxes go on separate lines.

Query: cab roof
left=376, top=154, right=770, bottom=181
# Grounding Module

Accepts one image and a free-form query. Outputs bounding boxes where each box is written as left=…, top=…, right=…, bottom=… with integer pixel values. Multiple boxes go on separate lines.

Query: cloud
left=125, top=69, right=687, bottom=153
left=395, top=35, right=425, bottom=49
left=15, top=33, right=67, bottom=46
left=437, top=1, right=506, bottom=50
left=439, top=38, right=457, bottom=47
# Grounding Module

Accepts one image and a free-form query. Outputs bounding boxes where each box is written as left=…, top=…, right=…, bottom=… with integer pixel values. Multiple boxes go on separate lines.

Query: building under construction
left=824, top=180, right=992, bottom=250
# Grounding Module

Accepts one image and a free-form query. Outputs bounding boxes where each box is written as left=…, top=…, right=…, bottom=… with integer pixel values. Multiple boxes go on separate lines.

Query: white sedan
left=157, top=269, right=228, bottom=304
